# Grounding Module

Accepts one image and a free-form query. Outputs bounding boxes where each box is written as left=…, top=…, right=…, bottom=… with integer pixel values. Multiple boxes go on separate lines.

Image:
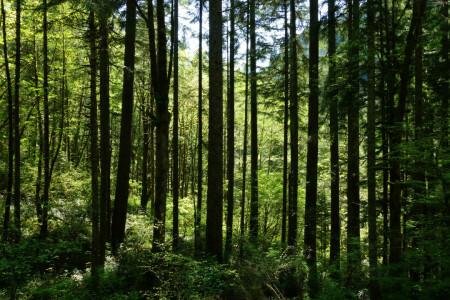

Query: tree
left=287, top=0, right=297, bottom=247
left=172, top=0, right=179, bottom=250
left=249, top=0, right=258, bottom=241
left=98, top=0, right=112, bottom=255
left=111, top=0, right=137, bottom=252
left=88, top=9, right=100, bottom=274
left=328, top=0, right=340, bottom=269
left=389, top=0, right=427, bottom=267
left=225, top=0, right=235, bottom=259
left=205, top=0, right=223, bottom=261
left=281, top=0, right=289, bottom=246
left=195, top=0, right=203, bottom=255
left=367, top=0, right=379, bottom=297
left=1, top=0, right=13, bottom=242
left=41, top=0, right=50, bottom=238
left=145, top=0, right=171, bottom=252
left=304, top=0, right=319, bottom=295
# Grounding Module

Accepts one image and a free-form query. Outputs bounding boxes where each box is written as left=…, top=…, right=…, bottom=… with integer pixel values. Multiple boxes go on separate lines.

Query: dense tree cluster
left=0, top=0, right=448, bottom=298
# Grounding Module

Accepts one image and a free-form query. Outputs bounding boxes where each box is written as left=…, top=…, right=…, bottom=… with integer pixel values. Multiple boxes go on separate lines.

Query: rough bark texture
left=98, top=8, right=110, bottom=264
left=146, top=0, right=170, bottom=253
left=282, top=0, right=289, bottom=246
left=328, top=0, right=340, bottom=269
left=288, top=0, right=298, bottom=247
left=88, top=10, right=100, bottom=273
left=195, top=0, right=203, bottom=255
left=305, top=0, right=319, bottom=296
left=205, top=0, right=223, bottom=261
left=13, top=0, right=21, bottom=243
left=249, top=0, right=258, bottom=241
left=1, top=0, right=13, bottom=242
left=240, top=7, right=249, bottom=258
left=172, top=0, right=179, bottom=249
left=111, top=0, right=137, bottom=252
left=346, top=0, right=360, bottom=285
left=389, top=0, right=426, bottom=267
left=41, top=0, right=50, bottom=238
left=225, top=0, right=235, bottom=259
left=367, top=0, right=379, bottom=297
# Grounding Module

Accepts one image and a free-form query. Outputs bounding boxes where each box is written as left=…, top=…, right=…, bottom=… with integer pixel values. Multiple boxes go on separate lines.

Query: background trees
left=0, top=0, right=448, bottom=299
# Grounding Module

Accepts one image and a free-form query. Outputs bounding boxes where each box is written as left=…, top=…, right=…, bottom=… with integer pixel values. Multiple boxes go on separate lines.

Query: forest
left=0, top=0, right=448, bottom=298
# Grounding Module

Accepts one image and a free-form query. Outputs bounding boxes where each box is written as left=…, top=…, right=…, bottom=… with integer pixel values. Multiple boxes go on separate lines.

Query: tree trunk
left=287, top=0, right=298, bottom=247
left=389, top=0, right=426, bottom=267
left=367, top=0, right=379, bottom=297
left=328, top=0, right=340, bottom=269
left=240, top=5, right=250, bottom=258
left=346, top=0, right=361, bottom=286
left=111, top=0, right=137, bottom=253
left=205, top=0, right=223, bottom=261
left=147, top=0, right=170, bottom=253
left=99, top=11, right=112, bottom=245
left=304, top=0, right=319, bottom=296
left=172, top=0, right=179, bottom=249
left=225, top=0, right=235, bottom=259
left=88, top=10, right=100, bottom=274
left=1, top=0, right=13, bottom=242
left=195, top=0, right=203, bottom=256
left=41, top=0, right=50, bottom=238
left=282, top=0, right=289, bottom=246
left=249, top=0, right=258, bottom=241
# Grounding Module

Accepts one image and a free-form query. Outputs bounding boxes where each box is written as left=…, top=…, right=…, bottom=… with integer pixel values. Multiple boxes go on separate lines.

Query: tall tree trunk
left=13, top=0, right=21, bottom=243
left=111, top=0, right=137, bottom=253
left=282, top=0, right=289, bottom=246
left=195, top=0, right=203, bottom=255
left=225, top=0, right=235, bottom=259
left=346, top=0, right=360, bottom=286
left=305, top=0, right=319, bottom=296
left=328, top=0, right=340, bottom=269
left=205, top=0, right=223, bottom=261
left=379, top=12, right=389, bottom=266
left=172, top=0, right=179, bottom=249
left=99, top=11, right=112, bottom=245
left=240, top=5, right=250, bottom=258
left=288, top=0, right=298, bottom=247
left=88, top=10, right=100, bottom=274
left=141, top=96, right=150, bottom=209
left=33, top=30, right=43, bottom=226
left=249, top=0, right=258, bottom=241
left=367, top=0, right=379, bottom=297
left=389, top=0, right=426, bottom=267
left=147, top=0, right=170, bottom=253
left=41, top=0, right=50, bottom=238
left=1, top=0, right=13, bottom=242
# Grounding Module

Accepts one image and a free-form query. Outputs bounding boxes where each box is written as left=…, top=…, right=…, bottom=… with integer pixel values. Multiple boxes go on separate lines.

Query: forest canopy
left=0, top=0, right=449, bottom=299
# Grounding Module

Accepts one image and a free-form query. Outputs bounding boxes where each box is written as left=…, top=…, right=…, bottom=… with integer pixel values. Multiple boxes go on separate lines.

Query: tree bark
left=225, top=0, right=235, bottom=259
left=249, top=0, right=258, bottom=241
left=41, top=0, right=50, bottom=238
left=346, top=0, right=361, bottom=286
left=282, top=0, right=289, bottom=246
left=172, top=0, right=179, bottom=249
left=240, top=5, right=250, bottom=258
left=389, top=0, right=426, bottom=267
left=111, top=0, right=137, bottom=252
left=88, top=10, right=100, bottom=274
left=305, top=0, right=319, bottom=296
left=205, top=0, right=223, bottom=261
left=195, top=0, right=203, bottom=256
left=288, top=0, right=298, bottom=247
left=328, top=0, right=340, bottom=269
left=367, top=0, right=379, bottom=297
left=1, top=0, right=13, bottom=242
